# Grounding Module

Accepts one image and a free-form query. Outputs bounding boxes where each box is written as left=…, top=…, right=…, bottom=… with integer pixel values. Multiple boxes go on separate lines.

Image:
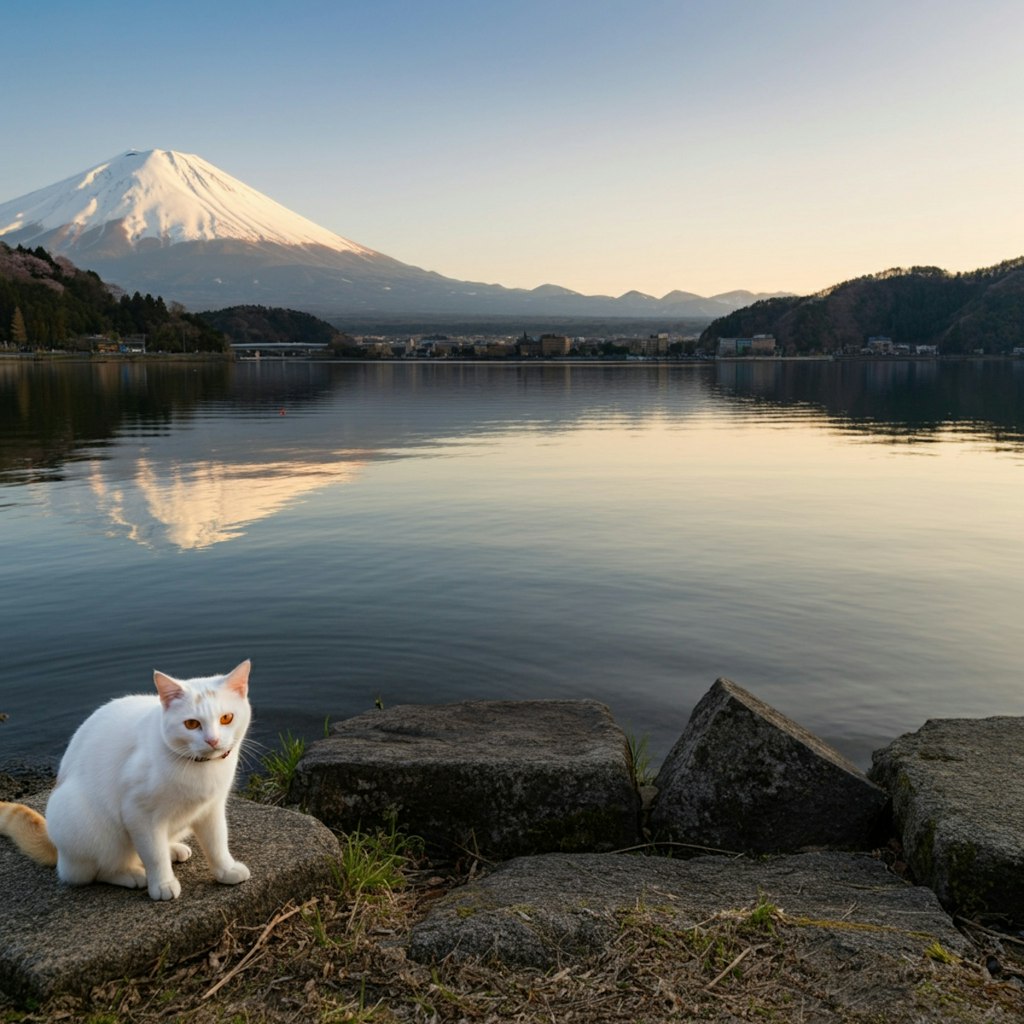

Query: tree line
left=700, top=259, right=1024, bottom=355
left=0, top=243, right=225, bottom=352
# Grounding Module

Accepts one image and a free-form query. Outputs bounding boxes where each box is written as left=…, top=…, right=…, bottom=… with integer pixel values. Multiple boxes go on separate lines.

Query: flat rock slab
left=0, top=794, right=340, bottom=1003
left=289, top=700, right=640, bottom=858
left=409, top=851, right=982, bottom=1020
left=871, top=716, right=1024, bottom=922
left=650, top=678, right=888, bottom=852
left=408, top=850, right=966, bottom=968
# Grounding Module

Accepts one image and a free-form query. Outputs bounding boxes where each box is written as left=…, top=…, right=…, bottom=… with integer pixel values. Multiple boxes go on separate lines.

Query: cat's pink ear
left=154, top=671, right=185, bottom=709
left=224, top=660, right=251, bottom=698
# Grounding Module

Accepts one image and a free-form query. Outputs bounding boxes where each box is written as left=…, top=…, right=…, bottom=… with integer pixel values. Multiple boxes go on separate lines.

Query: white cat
left=0, top=660, right=252, bottom=901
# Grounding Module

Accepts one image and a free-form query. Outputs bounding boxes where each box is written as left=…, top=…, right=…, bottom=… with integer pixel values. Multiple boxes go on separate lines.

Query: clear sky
left=3, top=0, right=1022, bottom=298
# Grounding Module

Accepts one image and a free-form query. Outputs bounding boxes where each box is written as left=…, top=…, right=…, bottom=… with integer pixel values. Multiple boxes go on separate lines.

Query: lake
left=2, top=357, right=1022, bottom=775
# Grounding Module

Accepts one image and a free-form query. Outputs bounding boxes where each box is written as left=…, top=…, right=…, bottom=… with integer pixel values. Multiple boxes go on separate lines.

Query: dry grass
left=1, top=778, right=1020, bottom=1024
left=5, top=859, right=1024, bottom=1024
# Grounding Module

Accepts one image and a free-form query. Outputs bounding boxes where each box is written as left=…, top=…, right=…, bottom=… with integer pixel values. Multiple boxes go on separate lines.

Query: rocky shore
left=2, top=677, right=1022, bottom=1021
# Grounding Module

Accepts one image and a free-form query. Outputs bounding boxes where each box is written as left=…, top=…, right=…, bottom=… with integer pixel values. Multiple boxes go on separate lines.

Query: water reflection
left=2, top=358, right=1023, bottom=770
left=712, top=358, right=1024, bottom=445
left=2, top=359, right=1023, bottom=554
left=4, top=360, right=1023, bottom=482
left=84, top=454, right=364, bottom=550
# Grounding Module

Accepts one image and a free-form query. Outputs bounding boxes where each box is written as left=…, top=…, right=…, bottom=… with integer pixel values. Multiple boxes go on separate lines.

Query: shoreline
left=2, top=350, right=1020, bottom=365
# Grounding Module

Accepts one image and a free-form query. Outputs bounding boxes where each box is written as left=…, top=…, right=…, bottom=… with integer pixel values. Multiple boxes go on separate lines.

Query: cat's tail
left=0, top=802, right=58, bottom=866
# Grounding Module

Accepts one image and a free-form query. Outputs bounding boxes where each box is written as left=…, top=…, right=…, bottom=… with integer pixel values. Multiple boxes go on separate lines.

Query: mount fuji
left=0, top=150, right=781, bottom=318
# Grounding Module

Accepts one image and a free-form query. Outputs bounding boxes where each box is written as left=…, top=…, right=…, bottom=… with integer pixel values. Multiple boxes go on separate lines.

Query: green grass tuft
left=741, top=894, right=781, bottom=937
left=333, top=819, right=422, bottom=900
left=626, top=731, right=655, bottom=787
left=244, top=730, right=306, bottom=805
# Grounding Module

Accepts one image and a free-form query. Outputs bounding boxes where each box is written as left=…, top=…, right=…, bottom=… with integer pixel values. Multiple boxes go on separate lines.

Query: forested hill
left=0, top=242, right=225, bottom=351
left=700, top=258, right=1024, bottom=354
left=199, top=305, right=352, bottom=347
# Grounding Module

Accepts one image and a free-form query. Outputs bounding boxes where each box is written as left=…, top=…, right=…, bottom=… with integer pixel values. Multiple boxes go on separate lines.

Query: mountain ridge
left=699, top=259, right=1024, bottom=354
left=0, top=150, right=788, bottom=318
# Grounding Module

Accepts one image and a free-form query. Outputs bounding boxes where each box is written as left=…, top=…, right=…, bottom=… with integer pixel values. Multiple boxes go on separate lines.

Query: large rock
left=409, top=851, right=966, bottom=966
left=408, top=851, right=976, bottom=1019
left=288, top=700, right=640, bottom=858
left=0, top=794, right=340, bottom=1002
left=871, top=716, right=1024, bottom=921
left=650, top=678, right=888, bottom=852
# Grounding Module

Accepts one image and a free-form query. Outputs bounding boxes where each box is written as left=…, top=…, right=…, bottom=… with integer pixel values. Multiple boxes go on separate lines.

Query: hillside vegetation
left=0, top=243, right=225, bottom=352
left=199, top=305, right=352, bottom=347
left=700, top=258, right=1024, bottom=354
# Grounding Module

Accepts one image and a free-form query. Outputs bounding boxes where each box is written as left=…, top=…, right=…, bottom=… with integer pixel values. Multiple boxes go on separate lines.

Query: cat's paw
left=148, top=876, right=182, bottom=901
left=169, top=842, right=192, bottom=863
left=214, top=860, right=250, bottom=885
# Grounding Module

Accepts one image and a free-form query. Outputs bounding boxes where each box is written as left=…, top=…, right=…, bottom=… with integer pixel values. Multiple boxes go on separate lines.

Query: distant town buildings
left=716, top=334, right=777, bottom=357
left=74, top=333, right=148, bottom=354
left=864, top=337, right=939, bottom=357
left=517, top=335, right=542, bottom=358
left=327, top=329, right=698, bottom=361
left=635, top=333, right=670, bottom=357
left=540, top=333, right=571, bottom=357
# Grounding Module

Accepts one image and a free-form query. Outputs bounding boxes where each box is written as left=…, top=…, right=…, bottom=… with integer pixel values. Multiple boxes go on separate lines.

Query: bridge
left=230, top=342, right=331, bottom=358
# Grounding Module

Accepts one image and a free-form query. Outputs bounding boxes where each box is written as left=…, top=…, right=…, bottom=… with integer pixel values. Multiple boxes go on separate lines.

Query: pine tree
left=10, top=306, right=27, bottom=347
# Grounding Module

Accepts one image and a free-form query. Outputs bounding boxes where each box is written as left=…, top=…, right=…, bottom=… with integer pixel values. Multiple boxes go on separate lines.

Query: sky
left=3, top=0, right=1023, bottom=298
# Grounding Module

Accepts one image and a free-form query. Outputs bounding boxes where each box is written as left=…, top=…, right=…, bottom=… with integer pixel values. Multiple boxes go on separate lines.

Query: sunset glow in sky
left=4, top=0, right=1022, bottom=298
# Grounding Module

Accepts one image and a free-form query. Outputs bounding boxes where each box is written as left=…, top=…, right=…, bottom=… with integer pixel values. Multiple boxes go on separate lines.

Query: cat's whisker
left=237, top=747, right=262, bottom=771
left=242, top=738, right=273, bottom=756
left=240, top=738, right=276, bottom=759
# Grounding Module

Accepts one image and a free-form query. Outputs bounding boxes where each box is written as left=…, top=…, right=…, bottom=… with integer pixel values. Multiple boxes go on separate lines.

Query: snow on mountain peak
left=0, top=149, right=373, bottom=255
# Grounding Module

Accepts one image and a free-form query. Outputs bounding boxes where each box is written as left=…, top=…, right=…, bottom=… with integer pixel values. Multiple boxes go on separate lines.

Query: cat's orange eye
left=184, top=719, right=201, bottom=730
left=220, top=713, right=234, bottom=725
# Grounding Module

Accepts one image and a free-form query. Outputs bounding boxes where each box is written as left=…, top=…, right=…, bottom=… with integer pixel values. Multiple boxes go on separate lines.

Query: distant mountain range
left=700, top=260, right=1024, bottom=354
left=0, top=150, right=787, bottom=318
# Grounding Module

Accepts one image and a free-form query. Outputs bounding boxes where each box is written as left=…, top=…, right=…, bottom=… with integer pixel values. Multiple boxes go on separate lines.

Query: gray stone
left=650, top=678, right=888, bottom=852
left=871, top=716, right=1024, bottom=921
left=0, top=793, right=340, bottom=1002
left=288, top=700, right=640, bottom=858
left=408, top=850, right=967, bottom=973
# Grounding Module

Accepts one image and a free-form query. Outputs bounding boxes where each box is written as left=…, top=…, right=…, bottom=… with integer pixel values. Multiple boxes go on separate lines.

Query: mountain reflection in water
left=83, top=456, right=364, bottom=551
left=1, top=358, right=1022, bottom=774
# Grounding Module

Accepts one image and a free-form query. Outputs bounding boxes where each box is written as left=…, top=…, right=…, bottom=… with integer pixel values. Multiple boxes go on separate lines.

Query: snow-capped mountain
left=0, top=150, right=786, bottom=317
left=0, top=149, right=373, bottom=255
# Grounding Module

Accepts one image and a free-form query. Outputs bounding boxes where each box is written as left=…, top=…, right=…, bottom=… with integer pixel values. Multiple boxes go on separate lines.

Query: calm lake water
left=2, top=357, right=1023, bottom=773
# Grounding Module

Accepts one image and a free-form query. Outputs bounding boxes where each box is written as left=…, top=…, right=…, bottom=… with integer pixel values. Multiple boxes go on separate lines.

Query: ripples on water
left=1, top=358, right=1022, bottom=772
